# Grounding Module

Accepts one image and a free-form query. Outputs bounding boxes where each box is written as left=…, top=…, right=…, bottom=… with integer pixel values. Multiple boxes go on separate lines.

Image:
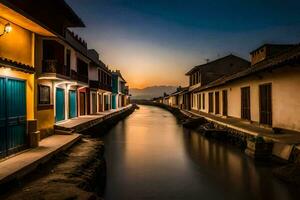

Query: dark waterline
left=99, top=105, right=297, bottom=200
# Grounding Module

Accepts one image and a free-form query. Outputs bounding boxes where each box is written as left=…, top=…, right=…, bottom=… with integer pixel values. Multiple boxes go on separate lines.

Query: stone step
left=54, top=129, right=74, bottom=135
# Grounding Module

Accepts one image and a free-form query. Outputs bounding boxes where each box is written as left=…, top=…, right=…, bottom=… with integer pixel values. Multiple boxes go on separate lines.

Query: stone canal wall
left=135, top=101, right=284, bottom=160
left=81, top=104, right=137, bottom=135
left=131, top=100, right=189, bottom=122
left=1, top=105, right=137, bottom=200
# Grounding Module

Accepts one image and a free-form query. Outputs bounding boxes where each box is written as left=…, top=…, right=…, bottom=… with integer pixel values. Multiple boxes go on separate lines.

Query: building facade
left=157, top=45, right=300, bottom=135
left=112, top=70, right=129, bottom=109
left=187, top=55, right=250, bottom=111
left=192, top=44, right=300, bottom=132
left=88, top=49, right=112, bottom=113
left=0, top=0, right=56, bottom=157
left=0, top=0, right=129, bottom=158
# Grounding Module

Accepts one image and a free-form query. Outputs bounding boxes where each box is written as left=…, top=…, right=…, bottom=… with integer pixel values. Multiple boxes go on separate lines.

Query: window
left=77, top=58, right=88, bottom=76
left=66, top=50, right=71, bottom=69
left=98, top=69, right=102, bottom=82
left=241, top=87, right=251, bottom=120
left=215, top=91, right=220, bottom=114
left=202, top=93, right=205, bottom=109
left=209, top=92, right=214, bottom=113
left=38, top=85, right=50, bottom=105
left=259, top=83, right=272, bottom=125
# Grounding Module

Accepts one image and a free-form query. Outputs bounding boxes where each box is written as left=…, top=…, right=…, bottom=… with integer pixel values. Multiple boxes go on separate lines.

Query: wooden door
left=215, top=92, right=220, bottom=114
left=80, top=92, right=85, bottom=115
left=241, top=87, right=251, bottom=120
left=209, top=92, right=214, bottom=113
left=92, top=93, right=97, bottom=114
left=56, top=88, right=65, bottom=122
left=259, top=84, right=272, bottom=125
left=98, top=94, right=103, bottom=112
left=69, top=90, right=77, bottom=119
left=0, top=78, right=27, bottom=157
left=222, top=90, right=228, bottom=116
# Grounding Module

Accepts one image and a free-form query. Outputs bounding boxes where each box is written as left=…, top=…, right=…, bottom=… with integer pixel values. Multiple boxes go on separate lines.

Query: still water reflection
left=100, top=105, right=297, bottom=200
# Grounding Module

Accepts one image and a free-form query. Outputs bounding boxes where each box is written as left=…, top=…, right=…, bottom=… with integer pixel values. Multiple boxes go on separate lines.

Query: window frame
left=38, top=84, right=51, bottom=105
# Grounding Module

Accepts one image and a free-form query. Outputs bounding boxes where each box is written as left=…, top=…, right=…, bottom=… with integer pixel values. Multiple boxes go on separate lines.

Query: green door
left=0, top=77, right=6, bottom=156
left=0, top=77, right=27, bottom=157
left=112, top=95, right=116, bottom=109
left=69, top=90, right=77, bottom=119
left=56, top=88, right=65, bottom=122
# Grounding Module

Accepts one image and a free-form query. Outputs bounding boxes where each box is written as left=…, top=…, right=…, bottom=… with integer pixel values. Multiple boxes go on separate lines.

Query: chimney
left=250, top=44, right=295, bottom=65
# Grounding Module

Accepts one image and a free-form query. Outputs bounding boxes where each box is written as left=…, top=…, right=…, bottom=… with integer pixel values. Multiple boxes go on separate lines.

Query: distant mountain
left=130, top=86, right=177, bottom=100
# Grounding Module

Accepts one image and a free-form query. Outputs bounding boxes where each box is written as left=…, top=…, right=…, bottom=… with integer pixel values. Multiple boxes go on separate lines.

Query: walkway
left=184, top=110, right=300, bottom=144
left=55, top=105, right=132, bottom=133
left=0, top=134, right=81, bottom=185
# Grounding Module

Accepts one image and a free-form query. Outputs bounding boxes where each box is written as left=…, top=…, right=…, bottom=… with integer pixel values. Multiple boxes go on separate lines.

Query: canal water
left=100, top=105, right=298, bottom=200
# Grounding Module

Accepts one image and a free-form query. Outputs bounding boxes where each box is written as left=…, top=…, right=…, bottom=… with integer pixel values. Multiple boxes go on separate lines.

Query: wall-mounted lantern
left=0, top=23, right=12, bottom=37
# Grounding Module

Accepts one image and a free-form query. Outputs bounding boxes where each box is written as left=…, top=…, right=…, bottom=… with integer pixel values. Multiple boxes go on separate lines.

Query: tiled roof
left=194, top=44, right=300, bottom=93
left=185, top=54, right=249, bottom=75
left=249, top=44, right=295, bottom=54
left=0, top=57, right=35, bottom=74
left=169, top=86, right=189, bottom=96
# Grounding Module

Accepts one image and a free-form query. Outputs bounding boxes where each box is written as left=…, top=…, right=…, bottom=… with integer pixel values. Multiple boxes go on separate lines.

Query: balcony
left=71, top=70, right=78, bottom=80
left=78, top=74, right=88, bottom=84
left=89, top=80, right=112, bottom=92
left=71, top=70, right=88, bottom=84
left=42, top=59, right=70, bottom=77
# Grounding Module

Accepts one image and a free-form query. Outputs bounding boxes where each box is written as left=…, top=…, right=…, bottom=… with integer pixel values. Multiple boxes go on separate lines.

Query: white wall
left=89, top=65, right=98, bottom=81
left=193, top=66, right=300, bottom=132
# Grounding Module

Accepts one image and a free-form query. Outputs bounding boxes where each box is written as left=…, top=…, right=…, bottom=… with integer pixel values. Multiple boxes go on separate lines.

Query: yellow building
left=0, top=1, right=54, bottom=157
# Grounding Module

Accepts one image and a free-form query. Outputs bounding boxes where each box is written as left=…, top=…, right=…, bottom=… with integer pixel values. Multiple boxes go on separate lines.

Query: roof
left=1, top=0, right=85, bottom=37
left=194, top=44, right=300, bottom=93
left=185, top=54, right=249, bottom=75
left=0, top=57, right=35, bottom=74
left=169, top=86, right=189, bottom=96
left=250, top=44, right=295, bottom=54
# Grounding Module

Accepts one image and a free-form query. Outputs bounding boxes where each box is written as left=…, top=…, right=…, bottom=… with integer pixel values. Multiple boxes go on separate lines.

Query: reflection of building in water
left=182, top=130, right=286, bottom=198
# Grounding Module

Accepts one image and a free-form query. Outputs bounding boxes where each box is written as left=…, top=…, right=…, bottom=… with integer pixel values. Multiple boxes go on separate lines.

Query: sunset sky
left=66, top=0, right=300, bottom=89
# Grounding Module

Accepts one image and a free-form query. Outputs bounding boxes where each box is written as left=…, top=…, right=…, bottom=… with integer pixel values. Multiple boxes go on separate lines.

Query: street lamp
left=0, top=23, right=12, bottom=37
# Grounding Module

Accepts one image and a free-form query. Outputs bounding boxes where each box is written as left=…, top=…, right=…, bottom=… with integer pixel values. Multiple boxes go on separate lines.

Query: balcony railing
left=78, top=73, right=88, bottom=83
left=71, top=70, right=78, bottom=80
left=70, top=69, right=88, bottom=84
left=89, top=80, right=112, bottom=92
left=42, top=59, right=70, bottom=77
left=89, top=80, right=99, bottom=89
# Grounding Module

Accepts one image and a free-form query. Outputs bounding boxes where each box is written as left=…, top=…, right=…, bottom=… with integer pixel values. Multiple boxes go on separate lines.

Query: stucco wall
left=37, top=109, right=54, bottom=138
left=89, top=64, right=98, bottom=81
left=194, top=66, right=300, bottom=132
left=36, top=80, right=54, bottom=134
left=0, top=19, right=35, bottom=120
left=0, top=18, right=33, bottom=66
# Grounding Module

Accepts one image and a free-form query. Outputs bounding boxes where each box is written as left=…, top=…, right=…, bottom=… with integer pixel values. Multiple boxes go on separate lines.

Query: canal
left=100, top=105, right=298, bottom=200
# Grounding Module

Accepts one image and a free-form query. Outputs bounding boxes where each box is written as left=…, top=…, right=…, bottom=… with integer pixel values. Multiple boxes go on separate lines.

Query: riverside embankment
left=133, top=101, right=300, bottom=187
left=0, top=105, right=136, bottom=200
